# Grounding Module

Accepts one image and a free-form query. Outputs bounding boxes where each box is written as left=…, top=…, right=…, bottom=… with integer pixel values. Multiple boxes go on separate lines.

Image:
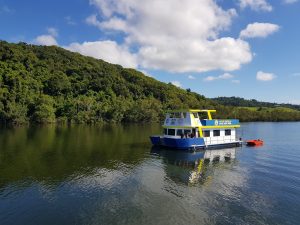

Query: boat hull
left=150, top=136, right=242, bottom=150
left=246, top=140, right=263, bottom=146
left=150, top=136, right=204, bottom=150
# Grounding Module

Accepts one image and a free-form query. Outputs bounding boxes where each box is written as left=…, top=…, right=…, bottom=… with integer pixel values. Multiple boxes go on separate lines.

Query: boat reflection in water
left=151, top=147, right=238, bottom=185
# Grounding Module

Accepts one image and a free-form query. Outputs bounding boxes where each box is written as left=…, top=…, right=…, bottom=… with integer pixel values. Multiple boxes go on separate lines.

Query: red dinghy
left=246, top=139, right=263, bottom=146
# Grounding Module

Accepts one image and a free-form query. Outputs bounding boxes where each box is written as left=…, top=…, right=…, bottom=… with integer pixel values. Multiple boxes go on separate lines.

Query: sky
left=0, top=0, right=300, bottom=104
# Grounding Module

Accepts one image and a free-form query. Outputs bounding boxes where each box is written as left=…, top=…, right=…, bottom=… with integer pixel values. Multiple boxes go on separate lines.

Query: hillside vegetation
left=212, top=97, right=300, bottom=121
left=212, top=96, right=300, bottom=111
left=0, top=41, right=216, bottom=124
left=0, top=40, right=300, bottom=124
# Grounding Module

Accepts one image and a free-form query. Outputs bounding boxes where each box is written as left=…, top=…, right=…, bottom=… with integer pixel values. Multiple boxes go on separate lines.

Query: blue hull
left=150, top=136, right=205, bottom=150
left=150, top=136, right=242, bottom=150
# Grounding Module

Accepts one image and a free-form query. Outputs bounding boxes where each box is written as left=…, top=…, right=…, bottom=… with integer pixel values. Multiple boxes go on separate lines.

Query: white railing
left=204, top=136, right=238, bottom=145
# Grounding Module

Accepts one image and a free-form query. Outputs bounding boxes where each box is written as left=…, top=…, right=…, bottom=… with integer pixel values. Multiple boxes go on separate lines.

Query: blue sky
left=1, top=0, right=300, bottom=104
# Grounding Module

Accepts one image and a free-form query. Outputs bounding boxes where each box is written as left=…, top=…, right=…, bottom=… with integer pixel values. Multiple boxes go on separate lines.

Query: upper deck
left=163, top=109, right=240, bottom=128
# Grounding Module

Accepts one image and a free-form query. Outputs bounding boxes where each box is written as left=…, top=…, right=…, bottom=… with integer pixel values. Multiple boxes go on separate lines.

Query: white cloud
left=204, top=72, right=234, bottom=82
left=188, top=75, right=196, bottom=80
left=86, top=14, right=102, bottom=29
left=240, top=23, right=279, bottom=39
left=256, top=71, right=276, bottom=81
left=139, top=69, right=152, bottom=77
left=138, top=38, right=251, bottom=73
left=65, top=40, right=137, bottom=68
left=238, top=0, right=273, bottom=12
left=34, top=35, right=58, bottom=46
left=232, top=79, right=240, bottom=84
left=283, top=0, right=298, bottom=4
left=86, top=14, right=128, bottom=32
left=287, top=99, right=300, bottom=105
left=171, top=81, right=181, bottom=87
left=85, top=0, right=252, bottom=73
left=220, top=73, right=234, bottom=79
left=34, top=27, right=58, bottom=46
left=204, top=76, right=216, bottom=82
left=65, top=16, right=76, bottom=25
left=47, top=27, right=58, bottom=37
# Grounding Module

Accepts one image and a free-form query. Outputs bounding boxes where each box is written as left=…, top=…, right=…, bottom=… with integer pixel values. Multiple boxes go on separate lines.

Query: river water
left=0, top=122, right=299, bottom=225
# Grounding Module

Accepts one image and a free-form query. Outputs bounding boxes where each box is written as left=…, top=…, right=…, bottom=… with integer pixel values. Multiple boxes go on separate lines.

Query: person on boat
left=187, top=132, right=191, bottom=138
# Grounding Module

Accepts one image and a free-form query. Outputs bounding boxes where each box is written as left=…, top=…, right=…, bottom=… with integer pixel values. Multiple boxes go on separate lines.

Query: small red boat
left=246, top=139, right=263, bottom=146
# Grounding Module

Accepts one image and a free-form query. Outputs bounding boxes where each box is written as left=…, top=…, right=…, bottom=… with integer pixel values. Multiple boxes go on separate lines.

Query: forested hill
left=212, top=97, right=300, bottom=111
left=0, top=40, right=217, bottom=124
left=1, top=40, right=300, bottom=124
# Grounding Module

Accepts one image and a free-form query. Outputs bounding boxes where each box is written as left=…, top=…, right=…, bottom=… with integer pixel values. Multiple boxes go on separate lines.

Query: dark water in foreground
left=0, top=123, right=300, bottom=225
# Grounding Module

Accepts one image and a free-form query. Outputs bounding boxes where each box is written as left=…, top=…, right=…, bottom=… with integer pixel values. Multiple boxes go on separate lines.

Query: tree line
left=212, top=96, right=300, bottom=111
left=0, top=40, right=300, bottom=124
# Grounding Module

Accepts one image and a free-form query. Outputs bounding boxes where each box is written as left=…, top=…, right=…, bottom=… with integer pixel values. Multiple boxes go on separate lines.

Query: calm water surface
left=0, top=123, right=300, bottom=225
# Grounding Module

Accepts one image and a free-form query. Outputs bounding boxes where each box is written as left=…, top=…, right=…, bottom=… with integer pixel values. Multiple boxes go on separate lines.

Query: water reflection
left=151, top=147, right=238, bottom=185
left=1, top=123, right=300, bottom=225
left=0, top=124, right=156, bottom=189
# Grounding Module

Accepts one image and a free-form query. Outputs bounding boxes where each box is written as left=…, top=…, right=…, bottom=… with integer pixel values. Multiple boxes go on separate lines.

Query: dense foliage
left=1, top=41, right=300, bottom=124
left=212, top=97, right=300, bottom=121
left=0, top=41, right=216, bottom=124
left=212, top=96, right=300, bottom=111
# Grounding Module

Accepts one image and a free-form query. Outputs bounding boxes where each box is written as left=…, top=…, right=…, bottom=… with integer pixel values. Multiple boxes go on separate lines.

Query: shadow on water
left=150, top=146, right=240, bottom=185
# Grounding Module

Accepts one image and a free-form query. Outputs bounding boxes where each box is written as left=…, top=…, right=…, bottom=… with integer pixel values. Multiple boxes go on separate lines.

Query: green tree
left=32, top=95, right=56, bottom=123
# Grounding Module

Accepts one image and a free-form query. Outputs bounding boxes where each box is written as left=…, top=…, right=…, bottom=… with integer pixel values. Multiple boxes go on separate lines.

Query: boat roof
left=163, top=109, right=240, bottom=128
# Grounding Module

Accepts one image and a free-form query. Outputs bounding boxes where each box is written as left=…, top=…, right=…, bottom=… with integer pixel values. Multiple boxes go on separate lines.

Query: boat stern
left=150, top=136, right=161, bottom=145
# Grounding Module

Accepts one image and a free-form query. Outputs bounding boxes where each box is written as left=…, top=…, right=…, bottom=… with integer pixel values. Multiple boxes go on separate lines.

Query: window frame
left=225, top=129, right=231, bottom=136
left=176, top=129, right=183, bottom=136
left=167, top=129, right=175, bottom=136
left=184, top=129, right=191, bottom=135
left=203, top=130, right=210, bottom=137
left=213, top=130, right=220, bottom=137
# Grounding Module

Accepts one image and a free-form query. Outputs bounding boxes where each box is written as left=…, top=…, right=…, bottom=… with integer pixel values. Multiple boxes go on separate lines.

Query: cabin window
left=225, top=129, right=231, bottom=136
left=176, top=129, right=183, bottom=136
left=192, top=128, right=196, bottom=137
left=203, top=130, right=210, bottom=137
left=164, top=128, right=167, bottom=135
left=213, top=130, right=220, bottom=136
left=169, top=112, right=187, bottom=118
left=182, top=129, right=192, bottom=138
left=173, top=113, right=178, bottom=118
left=184, top=129, right=191, bottom=135
left=198, top=112, right=208, bottom=120
left=168, top=129, right=175, bottom=136
left=193, top=113, right=199, bottom=118
left=168, top=112, right=186, bottom=118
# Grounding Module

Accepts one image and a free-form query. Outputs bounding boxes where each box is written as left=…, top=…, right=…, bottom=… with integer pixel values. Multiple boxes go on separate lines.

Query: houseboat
left=150, top=109, right=242, bottom=150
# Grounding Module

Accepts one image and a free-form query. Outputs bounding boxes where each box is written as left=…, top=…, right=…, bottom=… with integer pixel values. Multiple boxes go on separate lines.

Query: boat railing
left=204, top=136, right=237, bottom=145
